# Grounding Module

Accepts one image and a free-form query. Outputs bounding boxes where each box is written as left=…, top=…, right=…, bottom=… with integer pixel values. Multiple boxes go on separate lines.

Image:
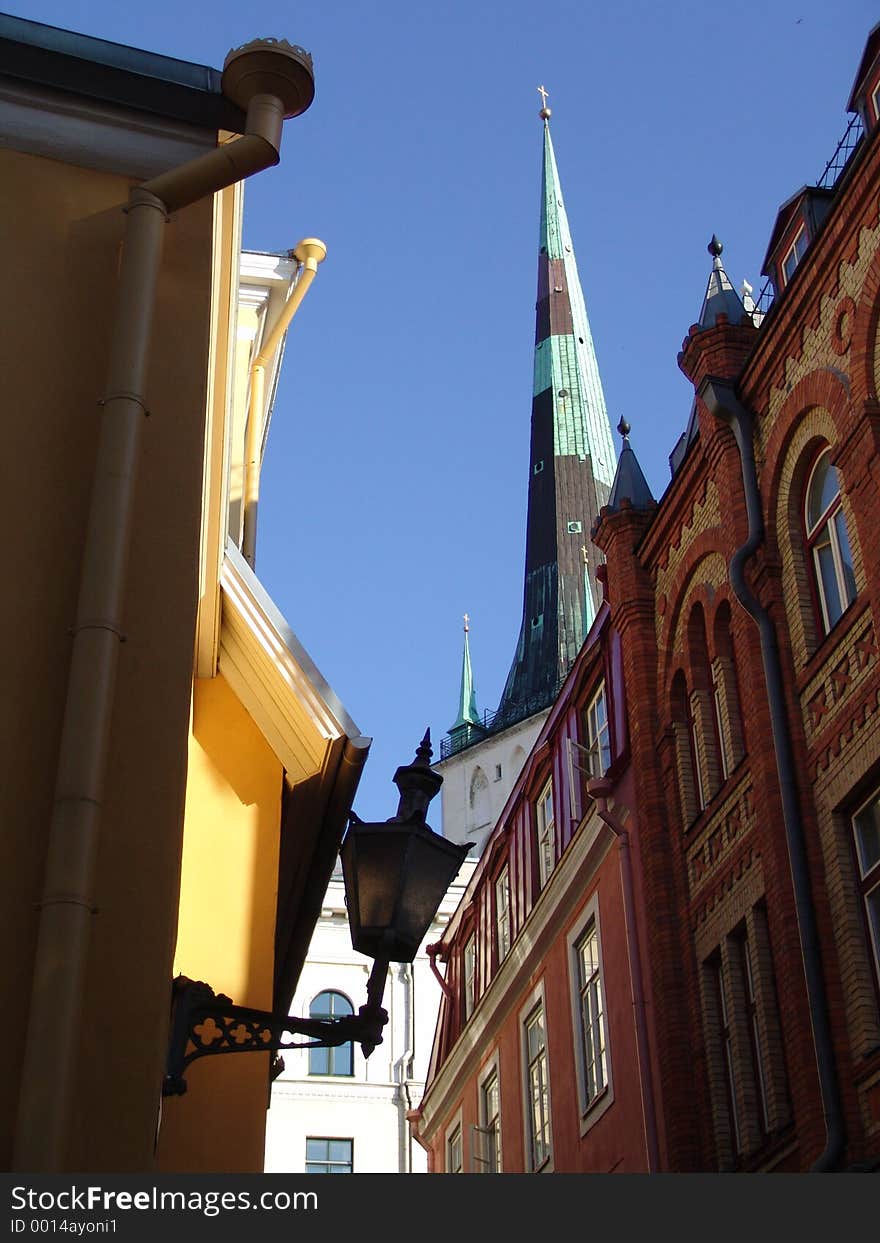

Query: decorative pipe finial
left=708, top=234, right=723, bottom=258
left=537, top=84, right=551, bottom=120
left=617, top=416, right=631, bottom=441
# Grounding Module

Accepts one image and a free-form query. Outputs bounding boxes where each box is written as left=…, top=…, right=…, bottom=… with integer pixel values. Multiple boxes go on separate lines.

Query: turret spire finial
left=708, top=234, right=723, bottom=261
left=463, top=612, right=469, bottom=633
left=537, top=83, right=551, bottom=121
left=617, top=416, right=631, bottom=442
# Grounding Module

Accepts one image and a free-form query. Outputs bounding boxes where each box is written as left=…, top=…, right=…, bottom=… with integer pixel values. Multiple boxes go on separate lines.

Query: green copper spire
left=449, top=614, right=481, bottom=737
left=497, top=96, right=617, bottom=720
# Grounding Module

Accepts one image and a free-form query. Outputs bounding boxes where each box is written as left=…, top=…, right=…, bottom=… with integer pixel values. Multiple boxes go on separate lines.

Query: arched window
left=805, top=448, right=856, bottom=634
left=672, top=669, right=702, bottom=825
left=308, top=991, right=354, bottom=1076
left=686, top=604, right=720, bottom=802
left=712, top=602, right=745, bottom=778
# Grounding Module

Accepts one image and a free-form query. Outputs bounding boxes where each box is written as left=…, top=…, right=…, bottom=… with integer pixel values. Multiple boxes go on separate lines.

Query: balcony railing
left=439, top=678, right=565, bottom=761
left=746, top=112, right=865, bottom=323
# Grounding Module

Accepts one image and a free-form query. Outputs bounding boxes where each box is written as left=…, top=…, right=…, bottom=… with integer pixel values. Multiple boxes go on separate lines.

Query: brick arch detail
left=761, top=370, right=851, bottom=526
left=850, top=242, right=880, bottom=405
left=662, top=581, right=739, bottom=702
left=660, top=543, right=730, bottom=689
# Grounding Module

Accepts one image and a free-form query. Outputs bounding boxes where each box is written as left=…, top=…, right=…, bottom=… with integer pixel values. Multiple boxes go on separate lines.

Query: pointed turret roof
left=449, top=615, right=481, bottom=734
left=606, top=419, right=655, bottom=513
left=697, top=235, right=748, bottom=329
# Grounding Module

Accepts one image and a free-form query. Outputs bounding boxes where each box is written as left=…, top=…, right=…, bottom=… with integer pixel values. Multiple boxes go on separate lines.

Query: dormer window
left=781, top=225, right=808, bottom=285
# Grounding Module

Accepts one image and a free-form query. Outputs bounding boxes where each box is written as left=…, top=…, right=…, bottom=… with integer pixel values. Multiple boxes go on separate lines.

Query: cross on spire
left=537, top=84, right=551, bottom=120
left=463, top=613, right=470, bottom=632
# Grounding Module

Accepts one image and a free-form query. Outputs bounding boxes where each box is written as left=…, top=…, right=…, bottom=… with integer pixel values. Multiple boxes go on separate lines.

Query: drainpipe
left=394, top=962, right=416, bottom=1173
left=699, top=376, right=846, bottom=1172
left=426, top=942, right=454, bottom=1002
left=407, top=1107, right=436, bottom=1173
left=242, top=236, right=326, bottom=567
left=587, top=781, right=660, bottom=1173
left=13, top=38, right=315, bottom=1173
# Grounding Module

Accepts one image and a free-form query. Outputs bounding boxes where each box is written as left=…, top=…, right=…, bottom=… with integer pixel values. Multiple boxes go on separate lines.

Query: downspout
left=407, top=1106, right=436, bottom=1172
left=13, top=39, right=315, bottom=1173
left=426, top=942, right=454, bottom=1002
left=241, top=236, right=326, bottom=567
left=394, top=962, right=415, bottom=1173
left=587, top=782, right=661, bottom=1173
left=699, top=376, right=846, bottom=1172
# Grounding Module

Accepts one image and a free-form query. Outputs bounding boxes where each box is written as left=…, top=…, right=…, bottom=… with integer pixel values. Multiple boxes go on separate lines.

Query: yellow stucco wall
left=0, top=145, right=217, bottom=1170
left=156, top=673, right=283, bottom=1172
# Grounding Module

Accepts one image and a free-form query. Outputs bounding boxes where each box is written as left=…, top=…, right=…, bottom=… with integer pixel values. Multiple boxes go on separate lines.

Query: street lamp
left=164, top=730, right=470, bottom=1096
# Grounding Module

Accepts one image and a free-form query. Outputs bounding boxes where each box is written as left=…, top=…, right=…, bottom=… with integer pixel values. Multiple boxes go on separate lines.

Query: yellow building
left=0, top=13, right=368, bottom=1172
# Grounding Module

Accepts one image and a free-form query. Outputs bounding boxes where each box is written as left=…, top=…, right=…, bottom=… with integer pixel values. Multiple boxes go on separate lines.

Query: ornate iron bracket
left=164, top=961, right=388, bottom=1097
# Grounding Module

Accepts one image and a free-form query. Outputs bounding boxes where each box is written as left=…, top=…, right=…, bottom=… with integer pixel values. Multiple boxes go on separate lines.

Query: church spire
left=496, top=96, right=616, bottom=721
left=449, top=614, right=482, bottom=741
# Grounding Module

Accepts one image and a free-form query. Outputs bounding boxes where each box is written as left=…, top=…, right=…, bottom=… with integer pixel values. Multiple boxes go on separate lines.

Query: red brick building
left=412, top=22, right=880, bottom=1172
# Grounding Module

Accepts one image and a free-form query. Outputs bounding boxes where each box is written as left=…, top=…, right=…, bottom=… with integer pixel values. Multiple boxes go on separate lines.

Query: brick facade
left=415, top=24, right=880, bottom=1172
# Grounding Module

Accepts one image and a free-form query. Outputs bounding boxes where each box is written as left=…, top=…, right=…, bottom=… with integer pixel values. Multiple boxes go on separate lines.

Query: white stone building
left=263, top=861, right=473, bottom=1174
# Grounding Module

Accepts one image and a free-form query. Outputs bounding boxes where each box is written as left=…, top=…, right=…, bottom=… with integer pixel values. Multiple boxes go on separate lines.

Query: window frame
left=585, top=681, right=611, bottom=777
left=852, top=789, right=880, bottom=992
left=566, top=896, right=614, bottom=1133
left=495, top=866, right=511, bottom=965
left=475, top=1054, right=502, bottom=1174
left=519, top=984, right=553, bottom=1172
left=781, top=223, right=808, bottom=286
left=307, top=991, right=354, bottom=1077
left=463, top=933, right=476, bottom=1021
left=445, top=1113, right=463, bottom=1174
left=803, top=446, right=857, bottom=636
left=535, top=777, right=556, bottom=888
left=304, top=1136, right=353, bottom=1174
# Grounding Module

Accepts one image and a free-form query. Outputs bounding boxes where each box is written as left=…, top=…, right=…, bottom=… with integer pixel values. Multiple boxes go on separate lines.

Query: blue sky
left=7, top=0, right=876, bottom=821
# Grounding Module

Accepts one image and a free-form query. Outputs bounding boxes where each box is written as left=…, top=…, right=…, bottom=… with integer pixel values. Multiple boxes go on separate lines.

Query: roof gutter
left=242, top=236, right=326, bottom=568
left=13, top=38, right=315, bottom=1173
left=699, top=375, right=846, bottom=1172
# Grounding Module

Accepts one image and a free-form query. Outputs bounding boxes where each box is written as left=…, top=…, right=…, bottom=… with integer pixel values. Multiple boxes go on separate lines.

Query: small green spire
left=449, top=614, right=481, bottom=734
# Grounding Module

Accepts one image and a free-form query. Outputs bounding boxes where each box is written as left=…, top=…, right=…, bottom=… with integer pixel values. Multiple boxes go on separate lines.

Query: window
left=689, top=699, right=706, bottom=812
left=781, top=224, right=808, bottom=285
left=305, top=1137, right=352, bottom=1174
left=703, top=911, right=787, bottom=1167
left=463, top=934, right=476, bottom=1021
left=495, top=867, right=511, bottom=963
left=308, top=992, right=353, bottom=1076
left=585, top=682, right=611, bottom=776
left=712, top=955, right=740, bottom=1155
left=494, top=763, right=502, bottom=781
left=574, top=921, right=608, bottom=1106
left=536, top=779, right=556, bottom=887
left=805, top=448, right=856, bottom=633
left=853, top=791, right=880, bottom=987
left=447, top=1123, right=463, bottom=1173
left=476, top=1068, right=502, bottom=1173
left=523, top=1003, right=551, bottom=1170
left=712, top=675, right=730, bottom=781
left=739, top=935, right=770, bottom=1136
left=872, top=80, right=880, bottom=123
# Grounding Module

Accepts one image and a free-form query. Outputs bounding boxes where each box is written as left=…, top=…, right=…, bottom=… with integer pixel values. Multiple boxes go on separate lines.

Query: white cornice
left=218, top=541, right=364, bottom=782
left=417, top=808, right=615, bottom=1138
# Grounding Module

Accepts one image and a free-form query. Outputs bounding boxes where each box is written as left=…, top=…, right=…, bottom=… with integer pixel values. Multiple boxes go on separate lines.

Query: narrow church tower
left=498, top=94, right=616, bottom=720
left=438, top=93, right=617, bottom=853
